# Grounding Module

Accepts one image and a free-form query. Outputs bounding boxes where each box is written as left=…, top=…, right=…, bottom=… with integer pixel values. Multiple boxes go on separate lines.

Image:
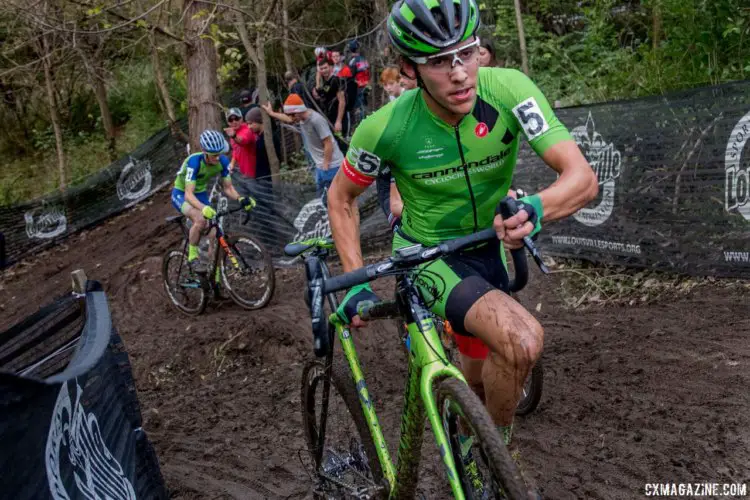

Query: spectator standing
left=479, top=38, right=501, bottom=67
left=347, top=39, right=370, bottom=119
left=224, top=107, right=257, bottom=178
left=238, top=89, right=257, bottom=118
left=241, top=107, right=280, bottom=245
left=314, top=59, right=348, bottom=138
left=330, top=50, right=344, bottom=75
left=285, top=70, right=314, bottom=108
left=263, top=94, right=343, bottom=196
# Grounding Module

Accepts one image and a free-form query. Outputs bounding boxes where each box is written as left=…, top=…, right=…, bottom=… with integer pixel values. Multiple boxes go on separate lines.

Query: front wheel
left=301, top=359, right=388, bottom=499
left=221, top=234, right=275, bottom=310
left=438, top=378, right=532, bottom=500
left=162, top=247, right=208, bottom=316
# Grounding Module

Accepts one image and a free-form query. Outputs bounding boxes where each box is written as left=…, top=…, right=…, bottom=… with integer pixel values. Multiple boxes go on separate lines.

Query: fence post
left=71, top=269, right=88, bottom=295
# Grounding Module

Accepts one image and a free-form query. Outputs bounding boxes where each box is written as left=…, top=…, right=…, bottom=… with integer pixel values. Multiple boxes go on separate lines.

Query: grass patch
left=547, top=257, right=750, bottom=309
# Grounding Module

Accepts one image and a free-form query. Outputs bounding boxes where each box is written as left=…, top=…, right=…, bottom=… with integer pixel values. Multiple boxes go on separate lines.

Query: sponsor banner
left=514, top=79, right=750, bottom=278
left=0, top=283, right=167, bottom=499
left=0, top=122, right=186, bottom=268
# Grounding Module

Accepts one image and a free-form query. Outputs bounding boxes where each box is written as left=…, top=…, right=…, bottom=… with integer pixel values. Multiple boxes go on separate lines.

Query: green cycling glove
left=202, top=205, right=217, bottom=220
left=517, top=194, right=543, bottom=238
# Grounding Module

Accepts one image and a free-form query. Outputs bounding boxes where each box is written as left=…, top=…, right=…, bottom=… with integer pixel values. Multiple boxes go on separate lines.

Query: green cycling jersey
left=342, top=67, right=572, bottom=246
left=173, top=152, right=231, bottom=193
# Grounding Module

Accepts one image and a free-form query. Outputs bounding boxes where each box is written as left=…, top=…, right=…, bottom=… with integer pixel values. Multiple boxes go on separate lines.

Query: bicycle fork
left=335, top=317, right=469, bottom=500
left=336, top=322, right=398, bottom=490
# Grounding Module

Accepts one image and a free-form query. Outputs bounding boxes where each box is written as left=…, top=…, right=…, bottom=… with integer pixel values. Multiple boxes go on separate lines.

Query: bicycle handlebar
left=324, top=197, right=548, bottom=296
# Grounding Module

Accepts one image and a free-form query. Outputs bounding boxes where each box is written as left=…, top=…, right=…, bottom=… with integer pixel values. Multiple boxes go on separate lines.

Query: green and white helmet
left=388, top=0, right=481, bottom=58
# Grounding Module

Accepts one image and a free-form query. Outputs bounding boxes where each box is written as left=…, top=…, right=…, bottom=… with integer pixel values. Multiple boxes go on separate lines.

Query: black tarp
left=0, top=281, right=167, bottom=500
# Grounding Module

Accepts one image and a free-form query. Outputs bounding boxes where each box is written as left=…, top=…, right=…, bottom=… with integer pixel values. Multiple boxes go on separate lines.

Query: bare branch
left=9, top=0, right=168, bottom=36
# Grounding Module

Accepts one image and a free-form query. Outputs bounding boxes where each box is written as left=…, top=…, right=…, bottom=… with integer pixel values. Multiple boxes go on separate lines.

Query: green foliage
left=108, top=61, right=163, bottom=127
left=0, top=60, right=170, bottom=205
left=491, top=0, right=749, bottom=105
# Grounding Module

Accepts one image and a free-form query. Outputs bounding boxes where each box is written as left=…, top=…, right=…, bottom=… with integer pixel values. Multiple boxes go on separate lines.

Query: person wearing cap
left=347, top=39, right=371, bottom=122
left=238, top=88, right=258, bottom=118
left=224, top=107, right=257, bottom=180
left=262, top=94, right=343, bottom=196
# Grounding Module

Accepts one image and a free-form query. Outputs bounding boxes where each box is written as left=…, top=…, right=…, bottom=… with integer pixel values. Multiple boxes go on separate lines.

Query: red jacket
left=230, top=123, right=258, bottom=178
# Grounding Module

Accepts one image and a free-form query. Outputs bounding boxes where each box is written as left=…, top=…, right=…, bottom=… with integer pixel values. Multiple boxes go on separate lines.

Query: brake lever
left=498, top=196, right=549, bottom=274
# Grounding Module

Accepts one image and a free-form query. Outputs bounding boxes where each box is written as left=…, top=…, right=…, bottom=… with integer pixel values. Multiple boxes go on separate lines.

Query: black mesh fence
left=513, top=79, right=750, bottom=277
left=1, top=80, right=748, bottom=276
left=0, top=119, right=189, bottom=269
left=0, top=280, right=168, bottom=499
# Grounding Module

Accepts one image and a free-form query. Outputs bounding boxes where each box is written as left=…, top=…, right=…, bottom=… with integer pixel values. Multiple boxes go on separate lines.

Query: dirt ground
left=2, top=187, right=749, bottom=499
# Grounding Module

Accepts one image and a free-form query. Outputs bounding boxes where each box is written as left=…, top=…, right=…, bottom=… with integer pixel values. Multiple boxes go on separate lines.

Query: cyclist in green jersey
left=326, top=0, right=598, bottom=444
left=172, top=130, right=255, bottom=273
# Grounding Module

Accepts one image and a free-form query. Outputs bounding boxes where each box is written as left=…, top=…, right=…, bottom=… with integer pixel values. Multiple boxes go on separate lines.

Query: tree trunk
left=652, top=0, right=662, bottom=50
left=151, top=37, right=189, bottom=143
left=281, top=0, right=293, bottom=74
left=256, top=32, right=281, bottom=184
left=183, top=0, right=221, bottom=152
left=81, top=51, right=116, bottom=160
left=42, top=38, right=66, bottom=190
left=513, top=0, right=529, bottom=75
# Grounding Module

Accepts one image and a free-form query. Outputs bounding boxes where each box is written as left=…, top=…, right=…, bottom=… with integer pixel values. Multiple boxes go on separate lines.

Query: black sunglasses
left=228, top=116, right=241, bottom=123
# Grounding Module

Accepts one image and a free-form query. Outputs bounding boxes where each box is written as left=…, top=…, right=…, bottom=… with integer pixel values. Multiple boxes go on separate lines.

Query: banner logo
left=277, top=197, right=330, bottom=265
left=46, top=380, right=136, bottom=500
left=117, top=157, right=152, bottom=201
left=725, top=110, right=750, bottom=220
left=25, top=204, right=67, bottom=239
left=571, top=112, right=621, bottom=226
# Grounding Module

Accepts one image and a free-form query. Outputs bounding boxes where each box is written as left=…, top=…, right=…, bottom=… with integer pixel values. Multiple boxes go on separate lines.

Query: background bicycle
left=162, top=205, right=275, bottom=316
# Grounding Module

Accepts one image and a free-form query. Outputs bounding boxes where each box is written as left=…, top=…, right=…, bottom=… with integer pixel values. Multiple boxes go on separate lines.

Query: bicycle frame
left=327, top=273, right=469, bottom=499
left=173, top=210, right=246, bottom=289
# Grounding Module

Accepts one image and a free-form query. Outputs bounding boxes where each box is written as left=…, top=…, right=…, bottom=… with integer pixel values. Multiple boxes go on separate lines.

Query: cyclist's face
left=203, top=152, right=220, bottom=164
left=416, top=37, right=480, bottom=116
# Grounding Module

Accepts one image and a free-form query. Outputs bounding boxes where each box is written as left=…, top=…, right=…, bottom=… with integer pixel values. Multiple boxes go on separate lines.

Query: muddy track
left=2, top=186, right=749, bottom=499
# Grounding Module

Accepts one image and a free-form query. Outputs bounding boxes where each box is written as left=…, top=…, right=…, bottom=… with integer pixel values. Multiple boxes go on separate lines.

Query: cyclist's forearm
left=328, top=180, right=364, bottom=272
left=538, top=140, right=598, bottom=221
left=224, top=183, right=241, bottom=201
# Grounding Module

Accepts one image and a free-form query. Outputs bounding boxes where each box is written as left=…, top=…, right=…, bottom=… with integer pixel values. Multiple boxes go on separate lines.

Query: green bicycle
left=286, top=197, right=544, bottom=499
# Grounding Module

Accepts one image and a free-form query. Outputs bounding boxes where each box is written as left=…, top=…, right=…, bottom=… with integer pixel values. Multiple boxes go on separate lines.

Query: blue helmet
left=199, top=129, right=227, bottom=154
